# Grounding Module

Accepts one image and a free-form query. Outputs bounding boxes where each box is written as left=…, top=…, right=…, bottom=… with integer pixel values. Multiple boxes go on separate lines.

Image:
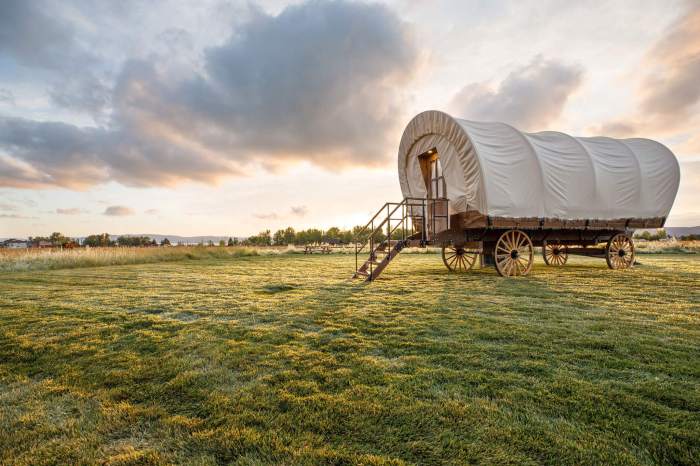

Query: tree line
left=24, top=227, right=697, bottom=249
left=25, top=225, right=413, bottom=248
left=246, top=226, right=411, bottom=246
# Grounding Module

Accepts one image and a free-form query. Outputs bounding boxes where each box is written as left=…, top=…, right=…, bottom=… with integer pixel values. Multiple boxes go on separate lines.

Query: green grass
left=0, top=254, right=698, bottom=465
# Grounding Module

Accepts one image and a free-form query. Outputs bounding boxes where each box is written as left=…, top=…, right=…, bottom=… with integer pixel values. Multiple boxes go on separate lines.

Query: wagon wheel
left=441, top=245, right=478, bottom=272
left=542, top=241, right=568, bottom=266
left=494, top=230, right=534, bottom=277
left=606, top=233, right=634, bottom=269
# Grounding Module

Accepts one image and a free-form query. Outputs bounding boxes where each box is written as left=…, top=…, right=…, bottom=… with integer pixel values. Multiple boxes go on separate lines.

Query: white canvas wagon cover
left=398, top=111, right=680, bottom=224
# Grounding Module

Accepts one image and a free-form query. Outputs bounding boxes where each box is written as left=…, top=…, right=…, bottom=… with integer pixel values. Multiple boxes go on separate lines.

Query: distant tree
left=283, top=227, right=296, bottom=245
left=117, top=235, right=152, bottom=247
left=324, top=227, right=341, bottom=244
left=247, top=230, right=272, bottom=246
left=161, top=237, right=171, bottom=246
left=208, top=240, right=214, bottom=247
left=227, top=237, right=235, bottom=246
left=273, top=229, right=286, bottom=245
left=28, top=235, right=50, bottom=246
left=340, top=229, right=353, bottom=244
left=219, top=239, right=226, bottom=247
left=84, top=233, right=112, bottom=247
left=50, top=232, right=70, bottom=246
left=634, top=229, right=668, bottom=241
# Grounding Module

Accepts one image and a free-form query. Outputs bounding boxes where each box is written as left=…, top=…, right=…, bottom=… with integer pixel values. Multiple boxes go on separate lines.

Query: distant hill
left=635, top=226, right=700, bottom=237
left=0, top=234, right=245, bottom=243
left=105, top=234, right=243, bottom=245
left=4, top=227, right=699, bottom=244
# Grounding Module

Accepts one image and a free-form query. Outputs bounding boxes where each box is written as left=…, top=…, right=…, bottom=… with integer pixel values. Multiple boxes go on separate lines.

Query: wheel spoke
left=514, top=259, right=522, bottom=275
left=505, top=259, right=514, bottom=276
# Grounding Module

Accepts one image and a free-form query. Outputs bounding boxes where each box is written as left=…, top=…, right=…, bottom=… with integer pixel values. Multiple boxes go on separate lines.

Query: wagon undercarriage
left=353, top=197, right=638, bottom=281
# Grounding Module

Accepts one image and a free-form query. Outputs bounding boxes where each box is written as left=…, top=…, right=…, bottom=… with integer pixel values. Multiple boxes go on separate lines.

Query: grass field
left=0, top=253, right=698, bottom=465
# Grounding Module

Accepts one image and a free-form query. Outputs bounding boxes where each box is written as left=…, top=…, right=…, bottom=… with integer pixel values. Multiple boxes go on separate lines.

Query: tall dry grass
left=0, top=246, right=263, bottom=273
left=634, top=239, right=700, bottom=254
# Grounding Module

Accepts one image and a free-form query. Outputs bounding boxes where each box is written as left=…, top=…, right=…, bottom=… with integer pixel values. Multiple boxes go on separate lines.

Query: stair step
left=367, top=259, right=382, bottom=266
left=354, top=270, right=370, bottom=277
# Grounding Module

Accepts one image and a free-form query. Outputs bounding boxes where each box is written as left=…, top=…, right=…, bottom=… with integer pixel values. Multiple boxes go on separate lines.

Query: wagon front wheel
left=543, top=241, right=568, bottom=266
left=441, top=246, right=478, bottom=272
left=606, top=233, right=634, bottom=269
left=495, top=230, right=534, bottom=277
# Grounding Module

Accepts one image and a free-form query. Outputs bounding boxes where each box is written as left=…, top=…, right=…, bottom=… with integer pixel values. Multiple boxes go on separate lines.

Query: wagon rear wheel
left=606, top=233, right=634, bottom=269
left=543, top=241, right=568, bottom=266
left=495, top=230, right=533, bottom=277
left=441, top=246, right=478, bottom=272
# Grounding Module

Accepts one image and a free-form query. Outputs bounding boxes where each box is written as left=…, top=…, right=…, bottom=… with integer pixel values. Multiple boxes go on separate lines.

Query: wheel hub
left=510, top=250, right=519, bottom=259
left=618, top=249, right=626, bottom=257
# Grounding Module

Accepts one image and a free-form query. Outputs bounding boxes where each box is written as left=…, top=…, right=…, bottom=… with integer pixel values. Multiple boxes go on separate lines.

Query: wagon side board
left=426, top=211, right=662, bottom=251
left=450, top=211, right=666, bottom=231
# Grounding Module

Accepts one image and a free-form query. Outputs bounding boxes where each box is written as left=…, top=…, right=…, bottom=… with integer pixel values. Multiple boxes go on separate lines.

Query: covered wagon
left=354, top=110, right=680, bottom=280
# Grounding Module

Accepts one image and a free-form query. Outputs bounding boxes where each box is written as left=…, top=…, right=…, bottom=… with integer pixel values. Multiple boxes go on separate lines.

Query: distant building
left=2, top=239, right=28, bottom=248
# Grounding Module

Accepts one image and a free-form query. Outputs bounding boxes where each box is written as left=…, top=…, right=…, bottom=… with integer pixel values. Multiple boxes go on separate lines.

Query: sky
left=0, top=0, right=698, bottom=238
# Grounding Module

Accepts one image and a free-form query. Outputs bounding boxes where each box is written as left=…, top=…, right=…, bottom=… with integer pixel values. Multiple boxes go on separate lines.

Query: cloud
left=448, top=56, right=583, bottom=131
left=144, top=208, right=159, bottom=215
left=0, top=0, right=111, bottom=117
left=0, top=202, right=17, bottom=211
left=0, top=89, right=14, bottom=105
left=594, top=4, right=700, bottom=139
left=103, top=205, right=134, bottom=216
left=0, top=0, right=82, bottom=71
left=254, top=205, right=309, bottom=221
left=49, top=75, right=111, bottom=119
left=254, top=212, right=279, bottom=220
left=290, top=205, right=308, bottom=217
left=0, top=214, right=35, bottom=219
left=56, top=208, right=84, bottom=215
left=0, top=0, right=419, bottom=189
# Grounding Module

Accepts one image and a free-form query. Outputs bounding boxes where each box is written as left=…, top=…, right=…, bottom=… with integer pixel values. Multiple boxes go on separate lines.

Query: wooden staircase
left=353, top=238, right=408, bottom=281
left=353, top=197, right=448, bottom=282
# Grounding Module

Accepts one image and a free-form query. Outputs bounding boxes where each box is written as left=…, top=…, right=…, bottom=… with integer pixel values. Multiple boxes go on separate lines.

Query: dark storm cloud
left=0, top=0, right=419, bottom=189
left=448, top=56, right=583, bottom=131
